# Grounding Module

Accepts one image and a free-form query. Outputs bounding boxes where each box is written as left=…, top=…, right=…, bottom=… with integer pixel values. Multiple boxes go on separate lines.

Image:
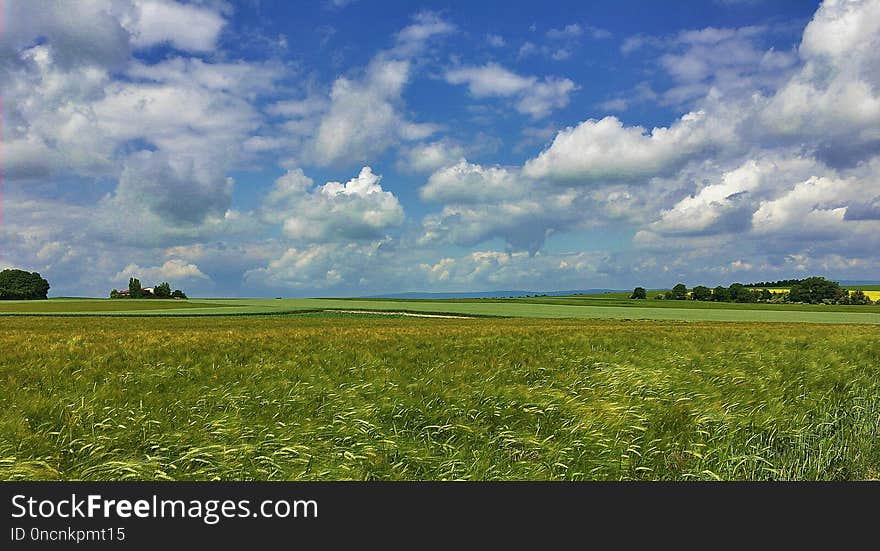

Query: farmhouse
left=116, top=287, right=154, bottom=296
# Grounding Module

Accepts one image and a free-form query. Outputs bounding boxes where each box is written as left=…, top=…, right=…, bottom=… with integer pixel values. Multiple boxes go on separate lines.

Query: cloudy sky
left=2, top=0, right=879, bottom=297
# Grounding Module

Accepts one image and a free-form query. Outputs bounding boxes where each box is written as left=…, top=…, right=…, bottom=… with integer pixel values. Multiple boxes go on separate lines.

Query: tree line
left=110, top=278, right=187, bottom=299
left=630, top=277, right=876, bottom=305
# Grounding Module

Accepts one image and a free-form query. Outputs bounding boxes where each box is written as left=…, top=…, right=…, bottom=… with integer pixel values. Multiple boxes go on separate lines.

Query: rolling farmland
left=2, top=295, right=880, bottom=324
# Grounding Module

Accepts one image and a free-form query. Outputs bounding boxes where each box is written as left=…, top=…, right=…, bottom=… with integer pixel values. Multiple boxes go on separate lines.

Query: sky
left=1, top=0, right=879, bottom=297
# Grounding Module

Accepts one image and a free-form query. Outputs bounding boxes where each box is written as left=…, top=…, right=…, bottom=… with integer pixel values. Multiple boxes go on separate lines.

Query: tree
left=128, top=277, right=143, bottom=299
left=0, top=269, right=50, bottom=300
left=671, top=283, right=688, bottom=300
left=712, top=286, right=730, bottom=302
left=110, top=289, right=120, bottom=299
left=849, top=290, right=871, bottom=305
left=728, top=283, right=757, bottom=303
left=171, top=289, right=188, bottom=299
left=788, top=277, right=842, bottom=304
left=691, top=285, right=712, bottom=301
left=630, top=287, right=647, bottom=300
left=154, top=282, right=172, bottom=298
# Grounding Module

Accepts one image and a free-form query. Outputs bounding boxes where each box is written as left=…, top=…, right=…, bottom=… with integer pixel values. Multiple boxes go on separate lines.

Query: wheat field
left=2, top=315, right=878, bottom=480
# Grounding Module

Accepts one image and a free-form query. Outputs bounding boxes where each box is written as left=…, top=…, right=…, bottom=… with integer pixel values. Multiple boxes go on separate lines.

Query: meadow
left=1, top=315, right=878, bottom=480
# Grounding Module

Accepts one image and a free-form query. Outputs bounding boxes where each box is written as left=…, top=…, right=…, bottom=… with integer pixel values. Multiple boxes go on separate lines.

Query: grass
left=1, top=315, right=879, bottom=480
left=3, top=296, right=880, bottom=324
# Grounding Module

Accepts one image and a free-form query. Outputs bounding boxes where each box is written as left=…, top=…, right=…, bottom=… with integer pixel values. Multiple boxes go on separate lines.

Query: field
left=3, top=295, right=880, bottom=324
left=2, top=315, right=879, bottom=480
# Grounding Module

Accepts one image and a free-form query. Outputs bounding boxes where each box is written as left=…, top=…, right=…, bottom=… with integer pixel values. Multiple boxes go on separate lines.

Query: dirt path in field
left=327, top=309, right=474, bottom=319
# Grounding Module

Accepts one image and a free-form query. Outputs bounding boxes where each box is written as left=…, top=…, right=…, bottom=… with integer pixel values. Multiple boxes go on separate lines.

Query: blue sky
left=2, top=0, right=879, bottom=297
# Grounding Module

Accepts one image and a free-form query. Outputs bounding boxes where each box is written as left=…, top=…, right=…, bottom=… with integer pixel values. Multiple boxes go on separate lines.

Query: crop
left=1, top=315, right=878, bottom=480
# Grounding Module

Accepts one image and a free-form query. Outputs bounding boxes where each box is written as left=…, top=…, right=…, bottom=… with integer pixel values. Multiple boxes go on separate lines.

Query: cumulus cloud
left=418, top=161, right=585, bottom=252
left=103, top=151, right=233, bottom=226
left=649, top=157, right=821, bottom=236
left=444, top=63, right=577, bottom=118
left=244, top=240, right=401, bottom=291
left=114, top=259, right=209, bottom=285
left=398, top=140, right=466, bottom=173
left=523, top=111, right=732, bottom=183
left=264, top=167, right=405, bottom=243
left=757, top=0, right=880, bottom=166
left=310, top=58, right=437, bottom=165
left=304, top=14, right=454, bottom=165
left=123, top=0, right=226, bottom=52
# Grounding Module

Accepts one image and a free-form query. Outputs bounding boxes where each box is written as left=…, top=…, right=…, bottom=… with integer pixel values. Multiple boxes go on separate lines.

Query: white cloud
left=124, top=0, right=226, bottom=52
left=649, top=157, right=821, bottom=236
left=265, top=167, right=405, bottom=243
left=306, top=12, right=453, bottom=166
left=757, top=1, right=880, bottom=165
left=114, top=259, right=209, bottom=285
left=445, top=63, right=577, bottom=118
left=421, top=161, right=521, bottom=204
left=523, top=111, right=731, bottom=183
left=418, top=161, right=585, bottom=252
left=393, top=11, right=456, bottom=55
left=398, top=141, right=466, bottom=173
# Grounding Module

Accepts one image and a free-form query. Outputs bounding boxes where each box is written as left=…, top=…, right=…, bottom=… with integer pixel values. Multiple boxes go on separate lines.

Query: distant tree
left=712, top=286, right=730, bottom=302
left=759, top=289, right=773, bottom=301
left=691, top=285, right=712, bottom=301
left=110, top=289, right=120, bottom=299
left=728, top=283, right=757, bottom=303
left=0, top=269, right=50, bottom=300
left=128, top=277, right=143, bottom=299
left=788, top=277, right=842, bottom=304
left=171, top=289, right=188, bottom=299
left=154, top=282, right=172, bottom=298
left=849, top=290, right=871, bottom=305
left=671, top=283, right=688, bottom=300
left=630, top=287, right=647, bottom=300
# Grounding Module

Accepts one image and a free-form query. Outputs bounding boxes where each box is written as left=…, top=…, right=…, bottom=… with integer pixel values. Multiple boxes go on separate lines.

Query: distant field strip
left=3, top=297, right=880, bottom=324
left=0, top=299, right=229, bottom=313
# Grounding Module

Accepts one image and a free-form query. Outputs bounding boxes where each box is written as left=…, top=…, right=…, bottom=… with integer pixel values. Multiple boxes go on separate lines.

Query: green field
left=2, top=315, right=878, bottom=480
left=3, top=295, right=880, bottom=324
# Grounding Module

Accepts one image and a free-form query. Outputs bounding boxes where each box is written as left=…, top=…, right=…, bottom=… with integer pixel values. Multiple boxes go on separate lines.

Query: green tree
left=788, top=277, right=842, bottom=304
left=849, top=290, right=871, bottom=305
left=128, top=277, right=143, bottom=299
left=0, top=269, right=50, bottom=300
left=630, top=287, right=647, bottom=300
left=728, top=283, right=757, bottom=303
left=691, top=285, right=712, bottom=301
left=712, top=286, right=730, bottom=302
left=171, top=289, right=188, bottom=299
left=154, top=282, right=172, bottom=298
left=671, top=283, right=688, bottom=300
